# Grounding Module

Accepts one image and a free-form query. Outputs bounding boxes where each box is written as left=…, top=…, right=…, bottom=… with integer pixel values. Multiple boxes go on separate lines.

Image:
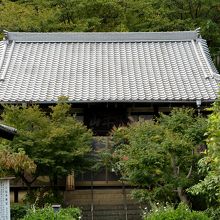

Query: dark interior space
left=84, top=103, right=129, bottom=136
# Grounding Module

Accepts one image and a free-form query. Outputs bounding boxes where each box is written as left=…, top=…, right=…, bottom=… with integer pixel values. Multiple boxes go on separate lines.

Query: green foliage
left=206, top=100, right=220, bottom=171
left=22, top=206, right=81, bottom=220
left=52, top=0, right=127, bottom=32
left=0, top=98, right=93, bottom=187
left=144, top=203, right=210, bottom=220
left=0, top=0, right=59, bottom=33
left=111, top=108, right=207, bottom=205
left=205, top=207, right=220, bottom=220
left=131, top=189, right=149, bottom=204
left=158, top=108, right=207, bottom=145
left=23, top=188, right=64, bottom=208
left=188, top=174, right=220, bottom=206
left=11, top=204, right=28, bottom=220
left=93, top=148, right=113, bottom=172
left=188, top=98, right=220, bottom=207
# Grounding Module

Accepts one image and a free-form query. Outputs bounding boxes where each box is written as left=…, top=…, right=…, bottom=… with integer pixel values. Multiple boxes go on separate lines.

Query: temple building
left=0, top=30, right=219, bottom=218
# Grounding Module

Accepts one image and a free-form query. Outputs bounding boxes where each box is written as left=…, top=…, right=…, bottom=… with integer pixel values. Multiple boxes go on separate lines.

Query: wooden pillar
left=66, top=171, right=75, bottom=191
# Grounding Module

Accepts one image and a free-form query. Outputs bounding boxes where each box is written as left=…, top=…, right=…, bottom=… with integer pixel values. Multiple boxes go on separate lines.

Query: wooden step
left=64, top=189, right=136, bottom=206
left=64, top=189, right=142, bottom=219
left=81, top=204, right=142, bottom=220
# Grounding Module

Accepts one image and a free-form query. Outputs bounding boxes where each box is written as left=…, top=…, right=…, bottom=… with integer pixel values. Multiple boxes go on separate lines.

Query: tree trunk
left=19, top=172, right=37, bottom=195
left=171, top=156, right=190, bottom=206
left=177, top=187, right=190, bottom=205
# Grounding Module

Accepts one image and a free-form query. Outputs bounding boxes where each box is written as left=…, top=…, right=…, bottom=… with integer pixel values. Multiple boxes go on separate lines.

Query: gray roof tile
left=0, top=31, right=219, bottom=103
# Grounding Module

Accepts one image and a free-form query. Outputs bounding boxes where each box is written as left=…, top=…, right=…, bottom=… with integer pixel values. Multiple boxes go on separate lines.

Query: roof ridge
left=3, top=31, right=199, bottom=43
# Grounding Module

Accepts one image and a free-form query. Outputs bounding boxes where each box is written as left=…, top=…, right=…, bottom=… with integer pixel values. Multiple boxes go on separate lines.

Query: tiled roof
left=0, top=31, right=219, bottom=103
left=0, top=124, right=17, bottom=133
left=0, top=123, right=17, bottom=140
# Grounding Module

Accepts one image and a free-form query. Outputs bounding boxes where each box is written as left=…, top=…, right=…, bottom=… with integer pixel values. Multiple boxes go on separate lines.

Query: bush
left=11, top=204, right=28, bottom=220
left=205, top=207, right=220, bottom=220
left=23, top=188, right=64, bottom=208
left=144, top=203, right=210, bottom=220
left=22, top=206, right=81, bottom=220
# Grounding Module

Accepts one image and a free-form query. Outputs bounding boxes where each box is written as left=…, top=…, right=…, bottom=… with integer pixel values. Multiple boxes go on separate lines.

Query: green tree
left=111, top=108, right=207, bottom=205
left=1, top=0, right=220, bottom=53
left=0, top=98, right=93, bottom=189
left=49, top=0, right=127, bottom=32
left=188, top=98, right=220, bottom=207
left=0, top=0, right=59, bottom=34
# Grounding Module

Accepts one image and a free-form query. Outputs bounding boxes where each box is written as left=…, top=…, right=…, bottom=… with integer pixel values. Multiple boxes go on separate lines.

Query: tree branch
left=186, top=149, right=194, bottom=179
left=171, top=156, right=178, bottom=176
left=177, top=187, right=190, bottom=205
left=177, top=166, right=180, bottom=176
left=188, top=0, right=194, bottom=19
left=18, top=171, right=38, bottom=187
left=186, top=165, right=193, bottom=179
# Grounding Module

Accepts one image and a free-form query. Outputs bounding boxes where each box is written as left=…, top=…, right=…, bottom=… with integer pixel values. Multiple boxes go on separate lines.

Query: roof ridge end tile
left=0, top=40, right=15, bottom=81
left=191, top=39, right=210, bottom=79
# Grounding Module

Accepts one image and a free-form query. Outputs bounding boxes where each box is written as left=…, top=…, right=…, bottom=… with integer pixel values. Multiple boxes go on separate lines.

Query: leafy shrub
left=205, top=207, right=220, bottom=220
left=144, top=203, right=210, bottom=220
left=59, top=208, right=81, bottom=219
left=23, top=188, right=64, bottom=208
left=22, top=206, right=81, bottom=220
left=11, top=204, right=28, bottom=220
